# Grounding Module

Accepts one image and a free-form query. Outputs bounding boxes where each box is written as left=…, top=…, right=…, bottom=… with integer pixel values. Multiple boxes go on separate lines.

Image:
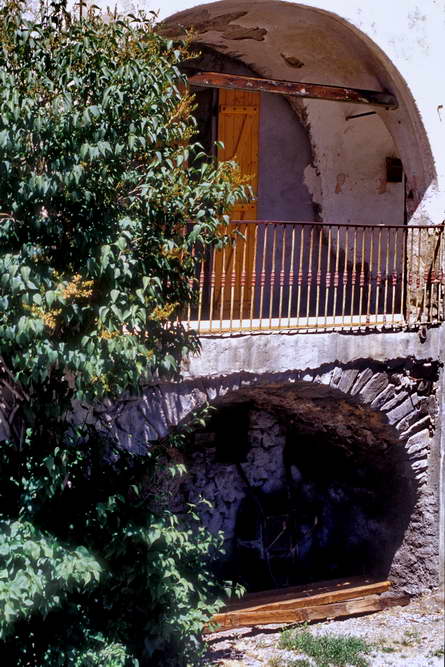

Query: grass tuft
left=268, top=657, right=312, bottom=667
left=278, top=629, right=371, bottom=667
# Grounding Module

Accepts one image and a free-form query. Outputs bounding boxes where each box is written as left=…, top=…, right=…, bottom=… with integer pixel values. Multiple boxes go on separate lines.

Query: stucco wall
left=147, top=0, right=443, bottom=227
left=303, top=99, right=404, bottom=226
left=258, top=92, right=314, bottom=220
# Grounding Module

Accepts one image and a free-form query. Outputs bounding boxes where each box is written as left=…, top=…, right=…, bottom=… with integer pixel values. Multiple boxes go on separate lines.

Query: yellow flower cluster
left=25, top=304, right=62, bottom=332
left=219, top=161, right=252, bottom=188
left=166, top=92, right=196, bottom=128
left=42, top=309, right=62, bottom=330
left=161, top=244, right=186, bottom=261
left=62, top=274, right=94, bottom=300
left=150, top=302, right=178, bottom=321
left=99, top=329, right=120, bottom=340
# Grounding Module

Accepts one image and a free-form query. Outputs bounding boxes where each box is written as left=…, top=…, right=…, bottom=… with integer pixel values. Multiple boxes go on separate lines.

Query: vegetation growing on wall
left=0, top=1, right=246, bottom=663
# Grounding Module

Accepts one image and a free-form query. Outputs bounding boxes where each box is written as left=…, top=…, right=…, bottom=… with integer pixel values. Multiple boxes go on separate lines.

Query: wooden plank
left=224, top=576, right=387, bottom=612
left=189, top=72, right=398, bottom=109
left=208, top=594, right=410, bottom=632
left=223, top=580, right=391, bottom=615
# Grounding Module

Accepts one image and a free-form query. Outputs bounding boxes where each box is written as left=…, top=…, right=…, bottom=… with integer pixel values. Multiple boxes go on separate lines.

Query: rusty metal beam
left=189, top=71, right=398, bottom=109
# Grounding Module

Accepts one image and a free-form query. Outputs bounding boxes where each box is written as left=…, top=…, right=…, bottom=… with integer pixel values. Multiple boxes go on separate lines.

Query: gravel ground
left=205, top=591, right=444, bottom=666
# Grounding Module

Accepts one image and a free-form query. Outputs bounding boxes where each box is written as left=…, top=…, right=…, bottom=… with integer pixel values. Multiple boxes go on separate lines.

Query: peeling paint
left=220, top=25, right=266, bottom=41
left=304, top=163, right=322, bottom=216
left=158, top=9, right=266, bottom=42
left=377, top=177, right=387, bottom=195
left=280, top=52, right=305, bottom=68
left=335, top=173, right=347, bottom=194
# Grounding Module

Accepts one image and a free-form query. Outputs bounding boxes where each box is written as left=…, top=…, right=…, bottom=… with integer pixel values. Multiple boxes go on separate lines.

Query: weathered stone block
left=398, top=415, right=431, bottom=440
left=386, top=394, right=421, bottom=425
left=396, top=396, right=434, bottom=434
left=349, top=368, right=374, bottom=396
left=370, top=383, right=397, bottom=409
left=338, top=368, right=360, bottom=394
left=415, top=471, right=428, bottom=485
left=412, top=458, right=428, bottom=472
left=330, top=366, right=343, bottom=388
left=406, top=428, right=430, bottom=456
left=358, top=373, right=389, bottom=403
left=314, top=371, right=333, bottom=386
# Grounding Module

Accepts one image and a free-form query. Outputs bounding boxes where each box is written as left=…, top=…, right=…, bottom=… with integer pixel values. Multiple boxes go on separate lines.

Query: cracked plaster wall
left=150, top=0, right=441, bottom=226
left=302, top=101, right=404, bottom=228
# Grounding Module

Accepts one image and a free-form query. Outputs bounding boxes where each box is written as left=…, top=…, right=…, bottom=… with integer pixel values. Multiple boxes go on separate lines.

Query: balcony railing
left=182, top=221, right=445, bottom=335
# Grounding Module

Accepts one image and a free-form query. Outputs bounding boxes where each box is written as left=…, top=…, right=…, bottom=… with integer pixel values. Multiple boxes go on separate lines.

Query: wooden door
left=213, top=89, right=260, bottom=320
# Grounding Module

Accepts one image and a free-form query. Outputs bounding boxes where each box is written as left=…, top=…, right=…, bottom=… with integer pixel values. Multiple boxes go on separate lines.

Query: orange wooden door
left=213, top=89, right=260, bottom=320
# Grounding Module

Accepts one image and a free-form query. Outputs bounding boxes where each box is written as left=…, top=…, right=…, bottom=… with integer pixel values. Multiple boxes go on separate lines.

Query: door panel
left=213, top=90, right=260, bottom=319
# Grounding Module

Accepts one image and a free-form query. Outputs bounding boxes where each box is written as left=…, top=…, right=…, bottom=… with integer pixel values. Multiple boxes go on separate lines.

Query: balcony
left=182, top=221, right=445, bottom=335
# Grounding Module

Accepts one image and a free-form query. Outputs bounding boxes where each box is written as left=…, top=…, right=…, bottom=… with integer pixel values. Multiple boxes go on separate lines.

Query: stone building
left=90, top=0, right=445, bottom=595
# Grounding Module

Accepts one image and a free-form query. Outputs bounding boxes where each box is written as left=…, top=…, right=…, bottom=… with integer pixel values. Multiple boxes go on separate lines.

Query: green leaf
left=46, top=291, right=57, bottom=307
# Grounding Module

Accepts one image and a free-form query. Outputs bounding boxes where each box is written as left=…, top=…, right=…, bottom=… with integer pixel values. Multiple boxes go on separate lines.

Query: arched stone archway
left=93, top=360, right=435, bottom=456
left=172, top=384, right=423, bottom=593
left=82, top=357, right=440, bottom=593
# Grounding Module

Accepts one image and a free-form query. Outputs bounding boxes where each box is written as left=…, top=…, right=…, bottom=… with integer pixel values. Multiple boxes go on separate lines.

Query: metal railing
left=182, top=221, right=445, bottom=335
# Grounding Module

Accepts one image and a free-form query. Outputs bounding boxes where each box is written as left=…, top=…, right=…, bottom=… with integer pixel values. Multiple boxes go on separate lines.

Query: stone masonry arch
left=78, top=355, right=440, bottom=592
left=91, top=359, right=436, bottom=467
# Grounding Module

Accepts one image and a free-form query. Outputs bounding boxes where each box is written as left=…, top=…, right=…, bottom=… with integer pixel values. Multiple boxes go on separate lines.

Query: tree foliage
left=0, top=425, right=230, bottom=665
left=0, top=1, right=246, bottom=663
left=0, top=0, right=244, bottom=400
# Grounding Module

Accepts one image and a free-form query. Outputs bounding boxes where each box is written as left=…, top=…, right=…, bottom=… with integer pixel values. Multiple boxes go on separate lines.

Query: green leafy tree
left=0, top=1, right=246, bottom=663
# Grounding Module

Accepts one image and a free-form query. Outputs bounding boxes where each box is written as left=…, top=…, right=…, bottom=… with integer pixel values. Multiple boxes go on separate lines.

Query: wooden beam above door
left=188, top=71, right=398, bottom=109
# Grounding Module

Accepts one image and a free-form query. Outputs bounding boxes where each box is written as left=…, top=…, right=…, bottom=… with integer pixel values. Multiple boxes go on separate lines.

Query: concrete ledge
left=183, top=328, right=443, bottom=379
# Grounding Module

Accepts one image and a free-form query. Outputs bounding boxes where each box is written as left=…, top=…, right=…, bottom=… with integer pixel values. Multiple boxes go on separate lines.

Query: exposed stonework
left=158, top=9, right=266, bottom=42
left=84, top=360, right=437, bottom=466
left=165, top=371, right=438, bottom=593
left=75, top=356, right=440, bottom=593
left=280, top=53, right=305, bottom=69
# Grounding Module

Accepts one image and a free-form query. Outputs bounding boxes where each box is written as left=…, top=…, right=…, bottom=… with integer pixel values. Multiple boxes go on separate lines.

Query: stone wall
left=77, top=350, right=442, bottom=593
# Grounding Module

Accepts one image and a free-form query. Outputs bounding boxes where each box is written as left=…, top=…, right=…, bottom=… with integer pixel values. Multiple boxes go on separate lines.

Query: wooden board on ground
left=207, top=577, right=410, bottom=633
left=223, top=576, right=391, bottom=613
